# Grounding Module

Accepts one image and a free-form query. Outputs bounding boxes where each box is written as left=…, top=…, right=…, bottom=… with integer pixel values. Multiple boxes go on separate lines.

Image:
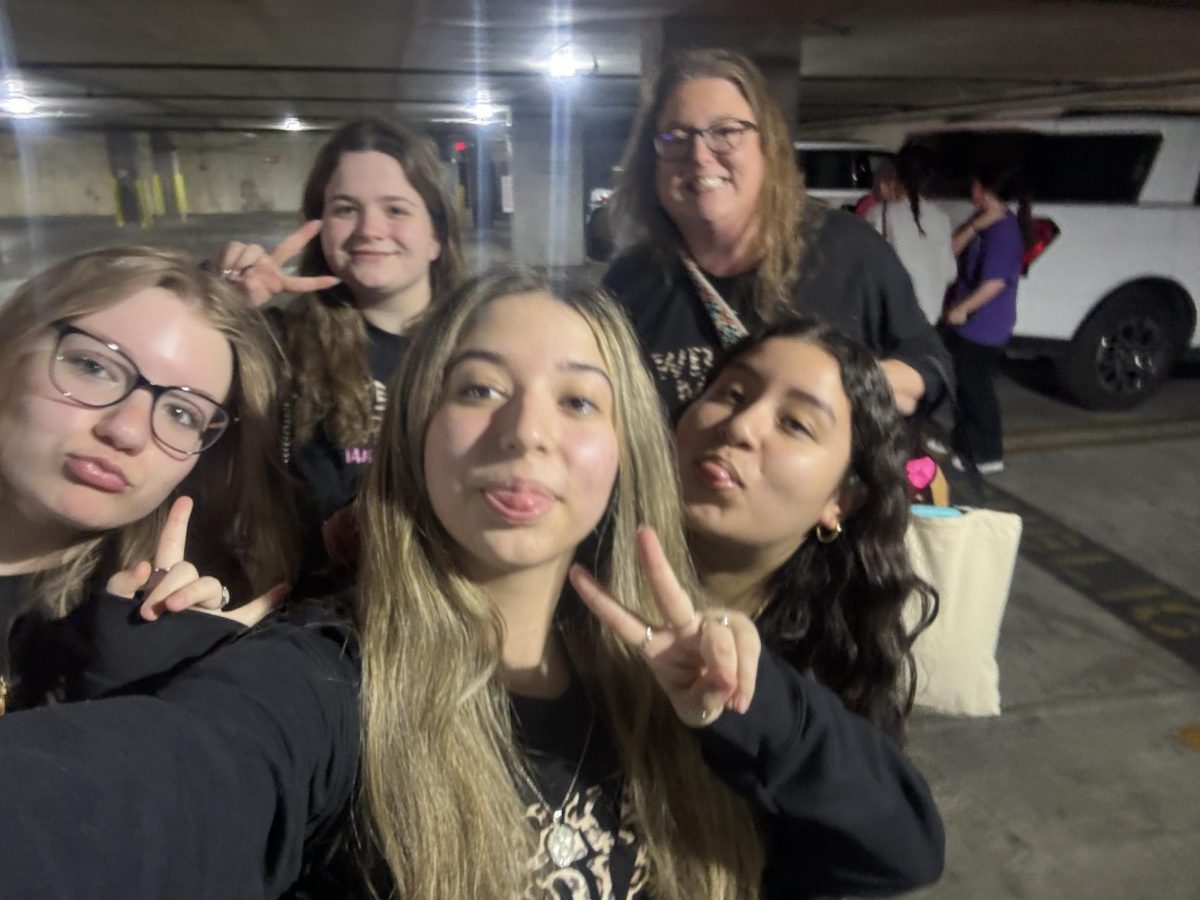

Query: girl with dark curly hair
left=675, top=316, right=938, bottom=742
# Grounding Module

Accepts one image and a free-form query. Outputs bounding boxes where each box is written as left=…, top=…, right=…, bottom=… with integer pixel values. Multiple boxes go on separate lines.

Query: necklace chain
left=519, top=710, right=596, bottom=823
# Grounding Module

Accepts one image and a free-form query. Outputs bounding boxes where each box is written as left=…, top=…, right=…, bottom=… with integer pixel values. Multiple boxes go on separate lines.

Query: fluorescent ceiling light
left=280, top=116, right=305, bottom=131
left=548, top=48, right=580, bottom=80
left=1, top=94, right=38, bottom=116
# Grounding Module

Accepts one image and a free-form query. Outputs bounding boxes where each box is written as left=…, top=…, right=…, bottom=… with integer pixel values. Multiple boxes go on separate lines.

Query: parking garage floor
left=3, top=213, right=1199, bottom=899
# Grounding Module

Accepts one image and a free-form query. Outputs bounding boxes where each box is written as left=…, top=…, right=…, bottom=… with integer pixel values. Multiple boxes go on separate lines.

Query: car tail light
left=1022, top=217, right=1059, bottom=275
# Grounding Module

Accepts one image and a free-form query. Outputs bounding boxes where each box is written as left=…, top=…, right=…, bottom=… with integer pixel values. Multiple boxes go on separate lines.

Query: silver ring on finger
left=638, top=625, right=654, bottom=655
left=716, top=614, right=731, bottom=627
left=219, top=585, right=231, bottom=609
left=220, top=267, right=237, bottom=280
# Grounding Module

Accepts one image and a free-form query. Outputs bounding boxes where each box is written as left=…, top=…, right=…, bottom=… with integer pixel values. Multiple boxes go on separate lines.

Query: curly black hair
left=686, top=316, right=939, bottom=744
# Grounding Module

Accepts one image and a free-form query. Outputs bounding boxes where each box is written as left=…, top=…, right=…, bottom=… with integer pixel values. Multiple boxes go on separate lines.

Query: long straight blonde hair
left=0, top=245, right=299, bottom=614
left=357, top=269, right=764, bottom=898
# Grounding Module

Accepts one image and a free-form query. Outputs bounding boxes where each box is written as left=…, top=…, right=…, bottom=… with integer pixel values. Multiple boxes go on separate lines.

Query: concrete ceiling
left=2, top=0, right=1199, bottom=136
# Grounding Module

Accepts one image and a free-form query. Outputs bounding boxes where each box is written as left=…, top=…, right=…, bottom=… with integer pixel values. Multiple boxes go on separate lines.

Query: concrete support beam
left=640, top=18, right=803, bottom=137
left=510, top=92, right=585, bottom=267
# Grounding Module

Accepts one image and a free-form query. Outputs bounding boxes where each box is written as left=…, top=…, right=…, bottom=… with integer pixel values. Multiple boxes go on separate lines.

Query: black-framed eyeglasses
left=48, top=321, right=234, bottom=455
left=653, top=119, right=759, bottom=161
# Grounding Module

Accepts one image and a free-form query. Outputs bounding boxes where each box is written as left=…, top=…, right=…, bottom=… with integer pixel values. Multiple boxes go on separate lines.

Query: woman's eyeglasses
left=653, top=119, right=759, bottom=161
left=49, top=321, right=233, bottom=455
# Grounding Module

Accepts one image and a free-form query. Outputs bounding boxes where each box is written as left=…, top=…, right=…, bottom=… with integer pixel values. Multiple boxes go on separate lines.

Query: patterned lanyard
left=679, top=254, right=749, bottom=349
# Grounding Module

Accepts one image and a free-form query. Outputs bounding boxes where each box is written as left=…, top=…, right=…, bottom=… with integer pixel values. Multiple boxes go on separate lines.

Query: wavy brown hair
left=356, top=268, right=763, bottom=899
left=0, top=245, right=298, bottom=615
left=613, top=48, right=811, bottom=321
left=687, top=317, right=938, bottom=744
left=285, top=118, right=465, bottom=447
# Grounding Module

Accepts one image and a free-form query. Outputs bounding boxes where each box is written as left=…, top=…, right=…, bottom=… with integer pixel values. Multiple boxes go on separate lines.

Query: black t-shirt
left=603, top=208, right=952, bottom=418
left=290, top=320, right=409, bottom=522
left=511, top=679, right=647, bottom=899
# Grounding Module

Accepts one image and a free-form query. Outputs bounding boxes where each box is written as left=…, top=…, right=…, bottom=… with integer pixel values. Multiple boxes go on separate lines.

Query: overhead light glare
left=470, top=89, right=500, bottom=124
left=1, top=93, right=38, bottom=116
left=548, top=48, right=580, bottom=80
left=280, top=116, right=305, bottom=132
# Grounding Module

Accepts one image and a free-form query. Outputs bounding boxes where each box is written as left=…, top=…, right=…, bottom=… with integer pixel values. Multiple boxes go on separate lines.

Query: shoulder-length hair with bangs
left=613, top=48, right=811, bottom=322
left=356, top=267, right=765, bottom=899
left=285, top=117, right=466, bottom=448
left=0, top=245, right=299, bottom=615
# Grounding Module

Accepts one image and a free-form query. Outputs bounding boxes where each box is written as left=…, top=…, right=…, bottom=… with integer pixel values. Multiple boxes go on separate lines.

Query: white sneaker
left=950, top=456, right=1004, bottom=474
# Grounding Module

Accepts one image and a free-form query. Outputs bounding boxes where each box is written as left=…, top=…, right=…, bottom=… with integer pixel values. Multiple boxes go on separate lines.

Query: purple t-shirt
left=950, top=210, right=1023, bottom=346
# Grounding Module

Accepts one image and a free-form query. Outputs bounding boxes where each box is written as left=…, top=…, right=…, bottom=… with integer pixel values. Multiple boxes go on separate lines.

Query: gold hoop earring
left=814, top=522, right=842, bottom=544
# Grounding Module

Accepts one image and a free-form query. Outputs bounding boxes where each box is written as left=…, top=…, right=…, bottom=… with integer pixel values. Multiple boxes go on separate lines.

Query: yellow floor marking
left=1177, top=723, right=1200, bottom=752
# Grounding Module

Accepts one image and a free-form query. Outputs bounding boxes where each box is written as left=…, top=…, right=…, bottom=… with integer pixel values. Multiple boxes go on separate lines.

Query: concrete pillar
left=641, top=18, right=803, bottom=137
left=510, top=89, right=585, bottom=267
left=150, top=132, right=187, bottom=220
left=104, top=131, right=140, bottom=228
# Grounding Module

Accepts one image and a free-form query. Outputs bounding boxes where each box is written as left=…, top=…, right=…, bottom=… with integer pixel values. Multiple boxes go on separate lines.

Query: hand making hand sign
left=106, top=496, right=287, bottom=627
left=212, top=219, right=341, bottom=306
left=569, top=526, right=761, bottom=728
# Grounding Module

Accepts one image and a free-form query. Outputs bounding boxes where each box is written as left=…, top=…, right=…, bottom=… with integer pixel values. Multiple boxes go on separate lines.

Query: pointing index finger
left=271, top=219, right=323, bottom=266
left=153, top=496, right=193, bottom=570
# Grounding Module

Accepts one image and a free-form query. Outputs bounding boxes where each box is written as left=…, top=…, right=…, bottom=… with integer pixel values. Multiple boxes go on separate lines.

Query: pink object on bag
left=907, top=456, right=937, bottom=491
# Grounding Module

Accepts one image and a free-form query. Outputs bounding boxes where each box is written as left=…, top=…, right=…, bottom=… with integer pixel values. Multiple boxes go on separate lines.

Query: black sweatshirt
left=0, top=599, right=360, bottom=900
left=288, top=320, right=409, bottom=523
left=603, top=209, right=953, bottom=419
left=0, top=601, right=941, bottom=899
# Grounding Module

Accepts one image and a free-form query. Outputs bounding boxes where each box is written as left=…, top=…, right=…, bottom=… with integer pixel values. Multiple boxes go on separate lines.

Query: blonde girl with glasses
left=0, top=245, right=298, bottom=712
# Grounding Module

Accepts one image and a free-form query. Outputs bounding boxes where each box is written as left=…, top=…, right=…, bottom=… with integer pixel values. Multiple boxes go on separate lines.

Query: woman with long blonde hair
left=605, top=48, right=951, bottom=421
left=0, top=245, right=299, bottom=711
left=355, top=268, right=943, bottom=898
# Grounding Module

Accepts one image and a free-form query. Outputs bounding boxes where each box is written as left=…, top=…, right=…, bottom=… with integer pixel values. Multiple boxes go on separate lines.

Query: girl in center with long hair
left=354, top=268, right=943, bottom=899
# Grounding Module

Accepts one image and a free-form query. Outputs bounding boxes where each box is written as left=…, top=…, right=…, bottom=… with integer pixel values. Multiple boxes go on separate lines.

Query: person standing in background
left=942, top=162, right=1031, bottom=475
left=867, top=145, right=957, bottom=325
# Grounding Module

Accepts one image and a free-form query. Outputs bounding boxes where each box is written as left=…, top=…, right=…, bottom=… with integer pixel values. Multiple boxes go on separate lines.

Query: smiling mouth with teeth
left=695, top=176, right=728, bottom=188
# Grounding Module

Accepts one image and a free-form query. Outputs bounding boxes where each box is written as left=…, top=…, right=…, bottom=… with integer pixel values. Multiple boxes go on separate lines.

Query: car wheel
left=585, top=206, right=614, bottom=261
left=1055, top=289, right=1183, bottom=410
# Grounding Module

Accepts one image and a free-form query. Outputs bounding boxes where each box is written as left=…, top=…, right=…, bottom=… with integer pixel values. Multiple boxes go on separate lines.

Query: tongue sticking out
left=484, top=487, right=554, bottom=524
left=698, top=459, right=738, bottom=489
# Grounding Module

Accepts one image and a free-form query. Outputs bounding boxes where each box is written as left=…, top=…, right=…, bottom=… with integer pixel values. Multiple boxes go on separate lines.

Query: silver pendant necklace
left=520, top=711, right=596, bottom=869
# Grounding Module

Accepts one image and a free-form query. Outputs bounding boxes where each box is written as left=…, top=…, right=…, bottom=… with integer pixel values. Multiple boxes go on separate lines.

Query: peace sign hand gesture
left=569, top=527, right=761, bottom=728
left=212, top=219, right=341, bottom=307
left=105, top=496, right=286, bottom=628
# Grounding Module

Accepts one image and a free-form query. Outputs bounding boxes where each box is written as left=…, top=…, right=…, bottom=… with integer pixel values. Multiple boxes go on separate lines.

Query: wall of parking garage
left=0, top=129, right=113, bottom=217
left=0, top=127, right=324, bottom=220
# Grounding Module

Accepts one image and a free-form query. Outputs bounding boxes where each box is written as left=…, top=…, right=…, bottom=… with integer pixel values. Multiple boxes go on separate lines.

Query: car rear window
left=797, top=149, right=892, bottom=191
left=908, top=130, right=1161, bottom=204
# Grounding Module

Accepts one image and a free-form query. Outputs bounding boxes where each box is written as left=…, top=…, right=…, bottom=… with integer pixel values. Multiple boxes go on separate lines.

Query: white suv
left=906, top=115, right=1200, bottom=409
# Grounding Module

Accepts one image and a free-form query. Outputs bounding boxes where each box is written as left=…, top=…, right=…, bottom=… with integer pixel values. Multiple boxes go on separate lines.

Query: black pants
left=946, top=331, right=1005, bottom=464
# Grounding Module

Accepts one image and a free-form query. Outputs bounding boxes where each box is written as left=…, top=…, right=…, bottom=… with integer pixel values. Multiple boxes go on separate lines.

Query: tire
left=1055, top=288, right=1184, bottom=410
left=584, top=206, right=614, bottom=261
